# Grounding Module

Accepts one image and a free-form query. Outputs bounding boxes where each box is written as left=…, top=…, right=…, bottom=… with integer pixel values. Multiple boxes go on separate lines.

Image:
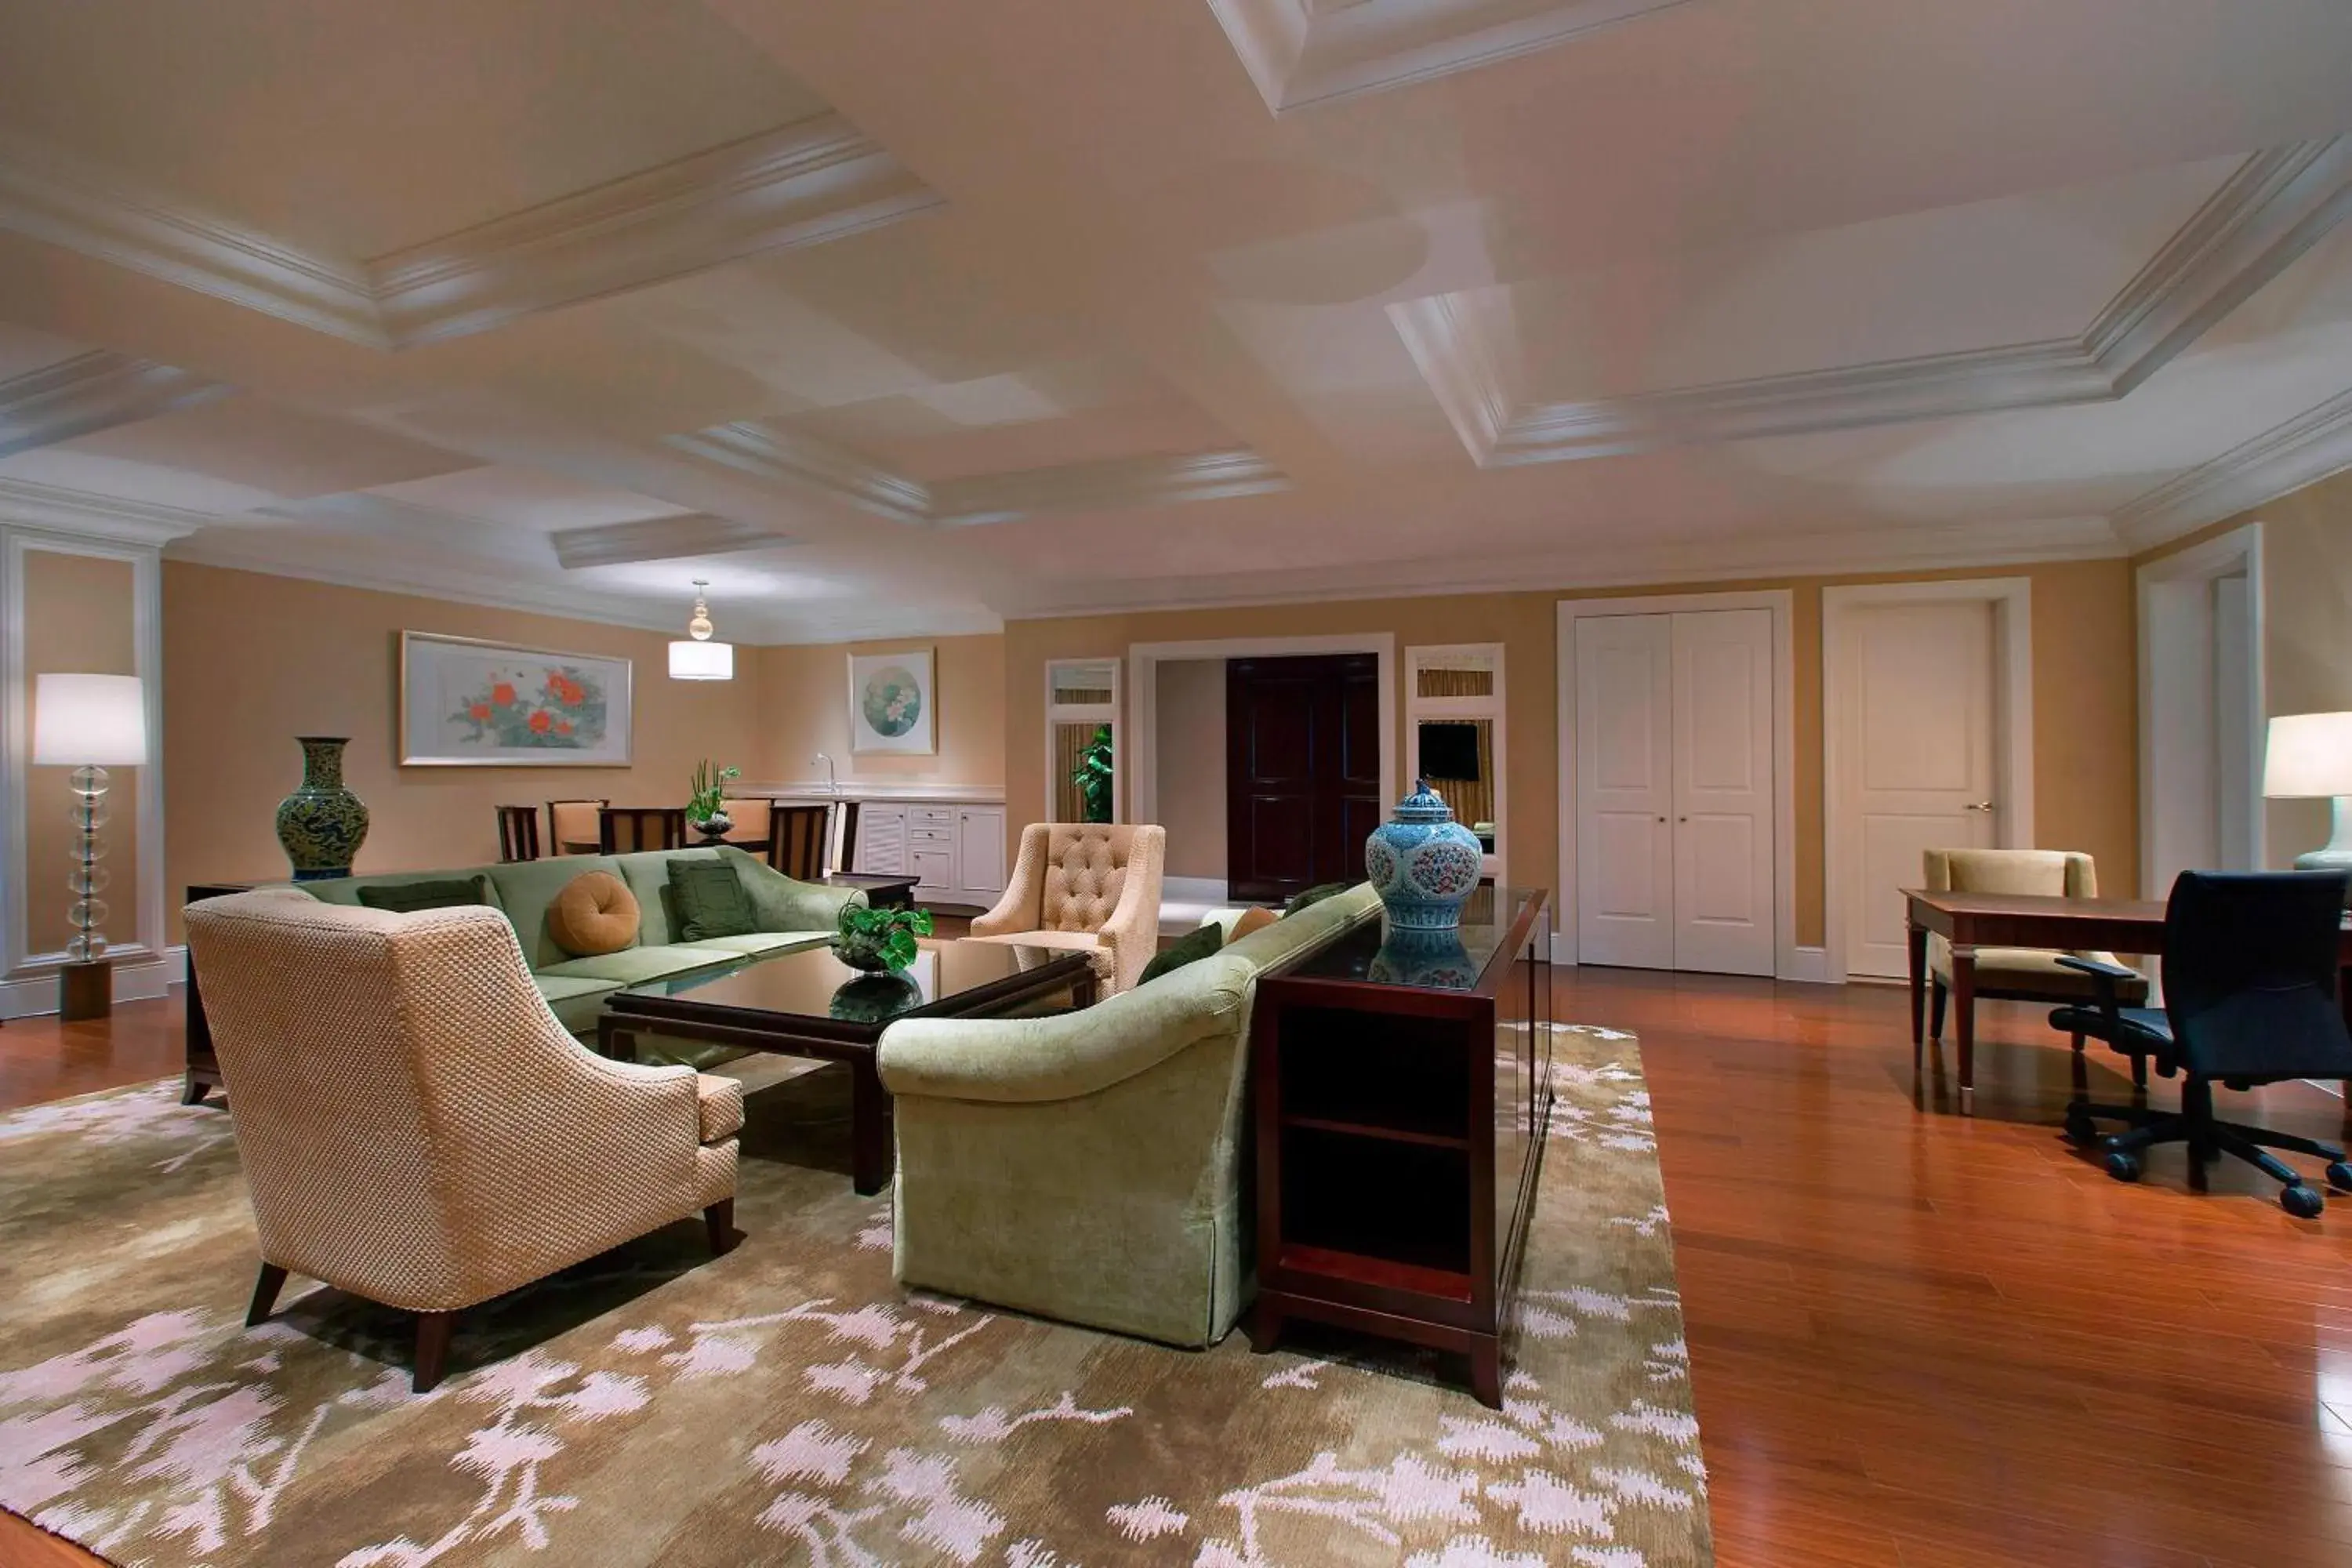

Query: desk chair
left=2053, top=870, right=2352, bottom=1218
left=1924, top=849, right=2148, bottom=1062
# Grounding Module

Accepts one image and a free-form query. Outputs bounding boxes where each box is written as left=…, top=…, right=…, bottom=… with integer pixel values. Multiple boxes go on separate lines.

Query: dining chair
left=495, top=804, right=543, bottom=862
left=599, top=806, right=687, bottom=853
left=768, top=804, right=833, bottom=880
left=720, top=797, right=775, bottom=855
left=547, top=798, right=608, bottom=855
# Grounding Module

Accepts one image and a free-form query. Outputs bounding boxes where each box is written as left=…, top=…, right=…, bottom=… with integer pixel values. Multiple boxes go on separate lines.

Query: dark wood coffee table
left=596, top=938, right=1097, bottom=1194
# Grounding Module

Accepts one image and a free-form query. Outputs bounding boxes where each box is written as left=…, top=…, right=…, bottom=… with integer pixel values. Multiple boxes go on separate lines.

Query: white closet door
left=1838, top=601, right=1998, bottom=978
left=1671, top=609, right=1776, bottom=976
left=1575, top=614, right=1675, bottom=969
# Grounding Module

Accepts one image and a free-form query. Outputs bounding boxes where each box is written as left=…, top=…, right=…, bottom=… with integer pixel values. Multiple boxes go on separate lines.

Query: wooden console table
left=1247, top=888, right=1553, bottom=1407
left=1904, top=887, right=2352, bottom=1116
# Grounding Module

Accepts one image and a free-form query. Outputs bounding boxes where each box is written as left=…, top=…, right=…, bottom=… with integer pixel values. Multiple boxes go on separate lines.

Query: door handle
left=1964, top=801, right=1996, bottom=812
left=1656, top=815, right=1666, bottom=823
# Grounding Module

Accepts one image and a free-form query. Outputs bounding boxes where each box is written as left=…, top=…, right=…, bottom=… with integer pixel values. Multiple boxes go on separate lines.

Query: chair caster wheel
left=2325, top=1161, right=2352, bottom=1194
left=2282, top=1184, right=2325, bottom=1219
left=2063, top=1110, right=2097, bottom=1145
left=2104, top=1150, right=2141, bottom=1183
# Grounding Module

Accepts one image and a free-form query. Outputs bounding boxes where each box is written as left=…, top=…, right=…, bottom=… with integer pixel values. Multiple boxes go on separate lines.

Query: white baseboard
left=1778, top=946, right=1834, bottom=984
left=0, top=945, right=185, bottom=1019
left=1161, top=877, right=1229, bottom=904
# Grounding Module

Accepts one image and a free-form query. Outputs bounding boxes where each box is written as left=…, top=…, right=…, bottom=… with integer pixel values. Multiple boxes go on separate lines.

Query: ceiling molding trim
left=1000, top=514, right=2128, bottom=619
left=0, top=350, right=231, bottom=459
left=1210, top=0, right=1694, bottom=114
left=368, top=114, right=945, bottom=347
left=664, top=422, right=934, bottom=524
left=0, top=476, right=215, bottom=545
left=0, top=133, right=387, bottom=347
left=931, top=448, right=1289, bottom=525
left=550, top=512, right=793, bottom=568
left=2113, top=385, right=2352, bottom=552
left=667, top=419, right=1289, bottom=526
left=1396, top=138, right=2352, bottom=467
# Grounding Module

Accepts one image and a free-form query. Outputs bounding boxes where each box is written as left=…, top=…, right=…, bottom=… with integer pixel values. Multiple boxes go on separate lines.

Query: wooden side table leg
left=1468, top=1338, right=1504, bottom=1409
left=1907, top=917, right=1927, bottom=1054
left=1951, top=945, right=1978, bottom=1116
left=1245, top=1298, right=1282, bottom=1354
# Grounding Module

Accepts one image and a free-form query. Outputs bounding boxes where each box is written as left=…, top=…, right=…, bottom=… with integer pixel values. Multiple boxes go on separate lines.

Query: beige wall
left=163, top=562, right=765, bottom=937
left=1005, top=558, right=2138, bottom=947
left=753, top=634, right=1005, bottom=792
left=1155, top=658, right=1228, bottom=880
left=2137, top=467, right=2352, bottom=865
left=23, top=550, right=141, bottom=961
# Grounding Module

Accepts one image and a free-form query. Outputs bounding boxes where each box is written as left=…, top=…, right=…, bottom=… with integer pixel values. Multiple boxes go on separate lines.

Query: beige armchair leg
left=246, top=1262, right=286, bottom=1327
left=414, top=1311, right=458, bottom=1393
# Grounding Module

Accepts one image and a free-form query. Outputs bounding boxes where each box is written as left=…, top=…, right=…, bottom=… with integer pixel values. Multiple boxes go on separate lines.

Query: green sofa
left=875, top=883, right=1381, bottom=1348
left=289, top=846, right=861, bottom=1058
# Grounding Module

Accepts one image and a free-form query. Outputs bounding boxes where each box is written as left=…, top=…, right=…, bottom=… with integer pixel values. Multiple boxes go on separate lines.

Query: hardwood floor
left=7, top=969, right=2352, bottom=1566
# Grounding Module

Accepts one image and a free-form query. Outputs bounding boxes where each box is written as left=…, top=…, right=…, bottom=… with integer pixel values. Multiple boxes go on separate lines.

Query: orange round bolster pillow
left=548, top=870, right=640, bottom=957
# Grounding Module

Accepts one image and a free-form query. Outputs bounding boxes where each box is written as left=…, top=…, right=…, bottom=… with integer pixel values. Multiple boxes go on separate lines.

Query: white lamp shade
left=32, top=673, right=148, bottom=765
left=2263, top=711, right=2352, bottom=798
left=668, top=639, right=734, bottom=681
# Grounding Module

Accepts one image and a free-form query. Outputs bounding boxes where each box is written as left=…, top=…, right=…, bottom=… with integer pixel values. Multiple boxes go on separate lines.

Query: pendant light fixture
left=667, top=579, right=735, bottom=681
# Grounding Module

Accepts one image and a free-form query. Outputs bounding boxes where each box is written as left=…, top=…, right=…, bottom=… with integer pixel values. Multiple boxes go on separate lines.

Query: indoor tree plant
left=1071, top=724, right=1115, bottom=824
left=686, top=760, right=740, bottom=840
left=831, top=901, right=935, bottom=973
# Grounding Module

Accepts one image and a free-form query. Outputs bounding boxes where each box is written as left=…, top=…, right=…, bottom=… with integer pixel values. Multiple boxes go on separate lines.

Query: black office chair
left=2052, top=870, right=2352, bottom=1218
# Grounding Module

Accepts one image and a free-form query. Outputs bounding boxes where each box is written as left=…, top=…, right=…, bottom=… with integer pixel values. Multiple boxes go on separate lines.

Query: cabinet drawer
left=909, top=805, right=956, bottom=824
left=909, top=827, right=954, bottom=845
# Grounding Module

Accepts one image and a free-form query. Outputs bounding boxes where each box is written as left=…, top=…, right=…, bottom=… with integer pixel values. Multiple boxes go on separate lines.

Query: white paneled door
left=1574, top=608, right=1775, bottom=975
left=1670, top=608, right=1776, bottom=975
left=1836, top=601, right=1998, bottom=979
left=1575, top=615, right=1675, bottom=968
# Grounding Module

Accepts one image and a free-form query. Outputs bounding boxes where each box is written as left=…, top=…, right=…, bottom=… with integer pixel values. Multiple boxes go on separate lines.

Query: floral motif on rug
left=0, top=1025, right=1712, bottom=1566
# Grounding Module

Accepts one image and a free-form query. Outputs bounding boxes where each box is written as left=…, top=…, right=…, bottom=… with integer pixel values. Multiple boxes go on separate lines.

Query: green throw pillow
left=1139, top=921, right=1224, bottom=986
left=356, top=877, right=488, bottom=914
left=670, top=859, right=757, bottom=942
left=1282, top=881, right=1352, bottom=917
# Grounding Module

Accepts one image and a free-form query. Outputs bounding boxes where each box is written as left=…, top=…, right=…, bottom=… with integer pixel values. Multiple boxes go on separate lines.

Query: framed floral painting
left=398, top=631, right=633, bottom=767
left=848, top=648, right=936, bottom=754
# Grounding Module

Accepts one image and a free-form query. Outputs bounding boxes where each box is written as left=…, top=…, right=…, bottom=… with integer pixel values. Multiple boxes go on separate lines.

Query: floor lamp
left=32, top=673, right=148, bottom=1021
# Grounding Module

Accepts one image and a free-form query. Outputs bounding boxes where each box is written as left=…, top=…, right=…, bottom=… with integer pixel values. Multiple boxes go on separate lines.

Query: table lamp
left=2263, top=710, right=2352, bottom=873
left=31, top=672, right=147, bottom=1020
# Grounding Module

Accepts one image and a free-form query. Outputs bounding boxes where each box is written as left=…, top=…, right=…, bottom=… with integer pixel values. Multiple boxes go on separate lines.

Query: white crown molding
left=664, top=421, right=933, bottom=524
left=2113, top=385, right=2352, bottom=551
left=0, top=132, right=387, bottom=347
left=1210, top=0, right=1693, bottom=114
left=549, top=512, right=792, bottom=568
left=1396, top=139, right=2352, bottom=467
left=0, top=350, right=230, bottom=458
left=0, top=476, right=212, bottom=545
left=930, top=449, right=1289, bottom=524
left=368, top=115, right=944, bottom=347
left=999, top=514, right=2128, bottom=619
left=0, top=117, right=940, bottom=350
left=667, top=416, right=1289, bottom=525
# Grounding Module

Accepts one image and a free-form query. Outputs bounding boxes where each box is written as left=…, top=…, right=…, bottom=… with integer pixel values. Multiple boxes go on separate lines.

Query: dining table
left=1904, top=887, right=2352, bottom=1116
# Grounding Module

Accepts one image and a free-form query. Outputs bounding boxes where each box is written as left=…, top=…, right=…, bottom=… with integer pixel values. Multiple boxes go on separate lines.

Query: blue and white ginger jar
left=1363, top=778, right=1484, bottom=931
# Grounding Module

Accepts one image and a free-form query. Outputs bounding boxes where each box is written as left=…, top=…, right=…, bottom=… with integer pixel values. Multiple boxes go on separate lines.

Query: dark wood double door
left=1227, top=654, right=1382, bottom=904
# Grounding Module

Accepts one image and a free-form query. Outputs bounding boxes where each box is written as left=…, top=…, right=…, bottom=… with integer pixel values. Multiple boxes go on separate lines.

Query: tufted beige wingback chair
left=967, top=823, right=1167, bottom=993
left=184, top=888, right=744, bottom=1392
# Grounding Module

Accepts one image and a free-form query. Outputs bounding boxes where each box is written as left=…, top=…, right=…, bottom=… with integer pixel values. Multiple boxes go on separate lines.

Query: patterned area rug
left=0, top=1025, right=1711, bottom=1567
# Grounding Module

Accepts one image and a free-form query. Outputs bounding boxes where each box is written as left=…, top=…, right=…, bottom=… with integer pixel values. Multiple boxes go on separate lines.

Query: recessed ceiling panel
left=366, top=466, right=694, bottom=534
left=51, top=397, right=476, bottom=500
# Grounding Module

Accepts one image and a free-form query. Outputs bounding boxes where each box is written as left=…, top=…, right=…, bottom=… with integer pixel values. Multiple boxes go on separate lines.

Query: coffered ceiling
left=0, top=0, right=2349, bottom=640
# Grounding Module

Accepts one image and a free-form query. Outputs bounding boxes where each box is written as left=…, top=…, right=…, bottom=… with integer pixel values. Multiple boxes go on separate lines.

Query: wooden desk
left=1904, top=887, right=2352, bottom=1115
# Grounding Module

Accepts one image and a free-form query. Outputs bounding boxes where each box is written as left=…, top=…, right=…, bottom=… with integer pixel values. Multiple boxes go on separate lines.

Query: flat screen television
left=1417, top=721, right=1483, bottom=782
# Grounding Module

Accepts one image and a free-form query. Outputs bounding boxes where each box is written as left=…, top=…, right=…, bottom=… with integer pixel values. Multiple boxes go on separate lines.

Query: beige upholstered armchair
left=184, top=889, right=743, bottom=1392
left=1923, top=848, right=2151, bottom=1056
left=968, top=823, right=1167, bottom=993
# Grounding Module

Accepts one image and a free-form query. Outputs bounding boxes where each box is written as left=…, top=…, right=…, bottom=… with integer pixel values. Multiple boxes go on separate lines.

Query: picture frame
left=848, top=648, right=937, bottom=754
left=397, top=630, right=633, bottom=767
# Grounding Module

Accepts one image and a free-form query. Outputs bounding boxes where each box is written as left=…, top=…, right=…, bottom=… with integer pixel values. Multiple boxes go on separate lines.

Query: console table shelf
left=1247, top=888, right=1553, bottom=1407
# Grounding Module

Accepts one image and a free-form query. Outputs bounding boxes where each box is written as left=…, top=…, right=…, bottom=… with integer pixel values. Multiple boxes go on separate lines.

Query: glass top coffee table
left=596, top=938, right=1099, bottom=1194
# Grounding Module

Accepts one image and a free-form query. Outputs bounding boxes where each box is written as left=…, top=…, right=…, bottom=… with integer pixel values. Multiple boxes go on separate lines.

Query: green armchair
left=875, top=885, right=1379, bottom=1347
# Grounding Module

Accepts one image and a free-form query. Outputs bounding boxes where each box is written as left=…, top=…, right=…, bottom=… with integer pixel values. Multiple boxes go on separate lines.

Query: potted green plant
left=831, top=901, right=935, bottom=973
left=687, top=760, right=740, bottom=840
left=1071, top=724, right=1114, bottom=824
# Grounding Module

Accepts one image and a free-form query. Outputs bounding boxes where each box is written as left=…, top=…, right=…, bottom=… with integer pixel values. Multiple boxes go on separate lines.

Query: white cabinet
left=848, top=797, right=1006, bottom=908
left=956, top=807, right=1006, bottom=903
